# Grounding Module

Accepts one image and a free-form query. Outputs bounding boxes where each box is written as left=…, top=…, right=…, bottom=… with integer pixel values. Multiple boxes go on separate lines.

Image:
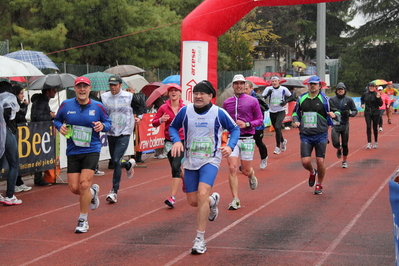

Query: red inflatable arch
left=181, top=0, right=345, bottom=91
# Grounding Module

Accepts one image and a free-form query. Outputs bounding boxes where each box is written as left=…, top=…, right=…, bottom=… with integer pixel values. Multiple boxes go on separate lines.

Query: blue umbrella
left=4, top=49, right=59, bottom=70
left=162, top=75, right=180, bottom=85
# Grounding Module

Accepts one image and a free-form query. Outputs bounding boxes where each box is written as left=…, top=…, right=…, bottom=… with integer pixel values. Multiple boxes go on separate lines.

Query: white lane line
left=0, top=174, right=169, bottom=230
left=164, top=181, right=305, bottom=266
left=314, top=171, right=393, bottom=266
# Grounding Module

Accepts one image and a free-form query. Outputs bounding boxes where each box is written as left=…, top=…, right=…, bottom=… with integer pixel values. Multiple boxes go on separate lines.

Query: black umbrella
left=282, top=78, right=305, bottom=88
left=28, top=73, right=78, bottom=90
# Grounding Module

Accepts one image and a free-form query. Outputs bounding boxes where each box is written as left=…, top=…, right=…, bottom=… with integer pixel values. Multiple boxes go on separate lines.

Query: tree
left=2, top=0, right=183, bottom=69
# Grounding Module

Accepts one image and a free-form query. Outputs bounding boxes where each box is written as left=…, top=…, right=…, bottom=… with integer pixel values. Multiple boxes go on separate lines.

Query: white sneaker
left=260, top=157, right=268, bottom=169
left=379, top=127, right=383, bottom=132
left=284, top=127, right=291, bottom=130
left=281, top=139, right=288, bottom=152
left=366, top=143, right=372, bottom=149
left=126, top=159, right=136, bottom=179
left=274, top=147, right=281, bottom=154
left=106, top=191, right=117, bottom=203
left=157, top=154, right=167, bottom=159
left=3, top=195, right=22, bottom=206
left=90, top=184, right=100, bottom=210
left=15, top=184, right=32, bottom=193
left=94, top=170, right=105, bottom=176
left=342, top=161, right=348, bottom=168
left=374, top=142, right=378, bottom=149
left=228, top=198, right=241, bottom=210
left=248, top=175, right=258, bottom=190
left=75, top=219, right=89, bottom=233
left=191, top=237, right=206, bottom=254
left=0, top=193, right=4, bottom=203
left=208, top=192, right=220, bottom=221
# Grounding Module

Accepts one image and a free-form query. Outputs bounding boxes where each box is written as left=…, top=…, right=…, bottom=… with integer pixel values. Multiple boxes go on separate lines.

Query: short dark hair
left=0, top=80, right=12, bottom=93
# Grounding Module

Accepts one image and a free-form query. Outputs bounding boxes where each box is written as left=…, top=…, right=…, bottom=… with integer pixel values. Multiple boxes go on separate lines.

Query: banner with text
left=1, top=121, right=56, bottom=178
left=138, top=113, right=165, bottom=152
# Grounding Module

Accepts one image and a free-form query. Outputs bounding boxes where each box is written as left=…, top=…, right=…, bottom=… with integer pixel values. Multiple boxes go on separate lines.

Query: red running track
left=0, top=115, right=397, bottom=265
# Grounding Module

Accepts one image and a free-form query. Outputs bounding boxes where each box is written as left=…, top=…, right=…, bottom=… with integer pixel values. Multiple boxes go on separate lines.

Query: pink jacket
left=152, top=99, right=185, bottom=141
left=380, top=93, right=390, bottom=110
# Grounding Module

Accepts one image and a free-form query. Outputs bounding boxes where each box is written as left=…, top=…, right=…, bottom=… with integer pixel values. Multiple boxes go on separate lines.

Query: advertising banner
left=181, top=41, right=208, bottom=104
left=138, top=113, right=165, bottom=152
left=1, top=121, right=56, bottom=178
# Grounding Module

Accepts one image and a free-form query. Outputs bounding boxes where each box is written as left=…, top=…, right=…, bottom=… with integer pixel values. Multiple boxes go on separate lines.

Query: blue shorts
left=299, top=132, right=328, bottom=158
left=184, top=164, right=218, bottom=193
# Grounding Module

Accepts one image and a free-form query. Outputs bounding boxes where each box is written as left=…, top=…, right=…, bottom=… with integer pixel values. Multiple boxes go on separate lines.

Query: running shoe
left=314, top=184, right=323, bottom=195
left=388, top=119, right=392, bottom=124
left=106, top=191, right=117, bottom=203
left=90, top=184, right=100, bottom=210
left=281, top=139, right=288, bottom=152
left=15, top=184, right=32, bottom=193
left=308, top=168, right=317, bottom=187
left=248, top=175, right=258, bottom=190
left=191, top=237, right=206, bottom=254
left=336, top=147, right=342, bottom=159
left=126, top=159, right=136, bottom=179
left=273, top=147, right=281, bottom=154
left=75, top=219, right=89, bottom=233
left=374, top=143, right=378, bottom=149
left=157, top=154, right=167, bottom=159
left=94, top=170, right=105, bottom=176
left=209, top=192, right=220, bottom=221
left=366, top=143, right=372, bottom=149
left=379, top=127, right=383, bottom=132
left=228, top=198, right=241, bottom=210
left=164, top=196, right=176, bottom=208
left=3, top=195, right=22, bottom=205
left=260, top=157, right=268, bottom=169
left=342, top=161, right=348, bottom=168
left=0, top=193, right=4, bottom=203
left=284, top=127, right=291, bottom=130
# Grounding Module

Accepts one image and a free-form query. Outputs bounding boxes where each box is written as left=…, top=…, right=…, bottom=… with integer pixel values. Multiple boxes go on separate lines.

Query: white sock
left=79, top=213, right=88, bottom=221
left=196, top=230, right=205, bottom=240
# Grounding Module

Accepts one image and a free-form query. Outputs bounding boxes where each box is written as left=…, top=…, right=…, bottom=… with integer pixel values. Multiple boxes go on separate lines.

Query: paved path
left=1, top=115, right=397, bottom=265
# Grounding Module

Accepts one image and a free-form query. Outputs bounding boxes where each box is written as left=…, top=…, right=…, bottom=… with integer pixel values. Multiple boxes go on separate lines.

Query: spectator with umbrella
left=30, top=83, right=57, bottom=186
left=0, top=81, right=22, bottom=205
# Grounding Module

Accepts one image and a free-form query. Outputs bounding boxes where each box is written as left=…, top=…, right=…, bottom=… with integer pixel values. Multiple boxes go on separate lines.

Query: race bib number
left=71, top=125, right=92, bottom=147
left=271, top=97, right=281, bottom=107
left=164, top=141, right=173, bottom=154
left=240, top=138, right=255, bottom=156
left=190, top=137, right=212, bottom=159
left=303, top=112, right=317, bottom=128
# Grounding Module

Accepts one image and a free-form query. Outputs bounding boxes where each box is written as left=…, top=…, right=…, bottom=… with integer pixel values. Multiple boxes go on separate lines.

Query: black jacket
left=361, top=91, right=383, bottom=116
left=31, top=93, right=52, bottom=122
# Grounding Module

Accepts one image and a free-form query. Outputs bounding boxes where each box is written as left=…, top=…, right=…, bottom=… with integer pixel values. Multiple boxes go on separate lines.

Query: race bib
left=71, top=125, right=92, bottom=147
left=190, top=137, right=212, bottom=159
left=303, top=112, right=317, bottom=128
left=271, top=97, right=281, bottom=107
left=164, top=141, right=173, bottom=154
left=240, top=138, right=255, bottom=156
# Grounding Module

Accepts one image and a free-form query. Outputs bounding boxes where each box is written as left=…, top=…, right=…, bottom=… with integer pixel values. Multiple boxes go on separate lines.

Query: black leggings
left=364, top=113, right=379, bottom=143
left=254, top=129, right=268, bottom=159
left=270, top=111, right=285, bottom=147
left=331, top=126, right=349, bottom=156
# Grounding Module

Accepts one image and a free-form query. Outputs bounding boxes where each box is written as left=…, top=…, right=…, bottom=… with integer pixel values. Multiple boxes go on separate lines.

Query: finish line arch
left=180, top=0, right=345, bottom=103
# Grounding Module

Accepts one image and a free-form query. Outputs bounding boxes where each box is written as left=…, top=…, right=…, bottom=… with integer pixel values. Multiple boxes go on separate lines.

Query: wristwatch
left=245, top=122, right=251, bottom=128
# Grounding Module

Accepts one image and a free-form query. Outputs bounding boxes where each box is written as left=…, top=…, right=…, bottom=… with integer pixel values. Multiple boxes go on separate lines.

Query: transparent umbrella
left=0, top=56, right=44, bottom=77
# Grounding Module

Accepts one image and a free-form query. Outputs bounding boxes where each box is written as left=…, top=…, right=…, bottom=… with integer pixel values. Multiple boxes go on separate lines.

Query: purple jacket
left=223, top=93, right=263, bottom=135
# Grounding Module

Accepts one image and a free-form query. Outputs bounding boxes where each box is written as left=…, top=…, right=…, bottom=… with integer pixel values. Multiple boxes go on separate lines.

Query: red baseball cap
left=74, top=76, right=91, bottom=86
